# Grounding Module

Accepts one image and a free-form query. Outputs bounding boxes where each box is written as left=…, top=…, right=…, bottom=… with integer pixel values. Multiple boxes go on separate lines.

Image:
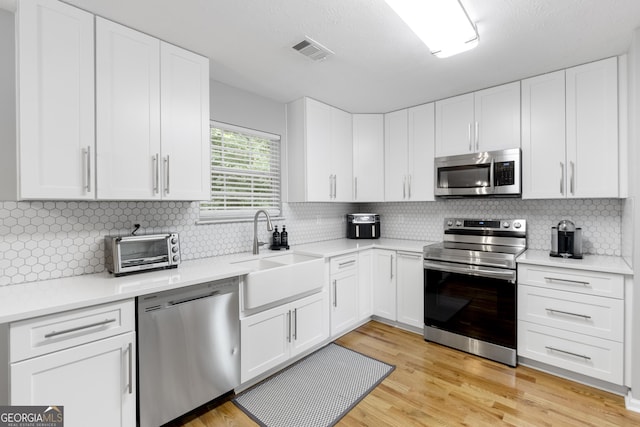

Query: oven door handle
left=424, top=260, right=516, bottom=283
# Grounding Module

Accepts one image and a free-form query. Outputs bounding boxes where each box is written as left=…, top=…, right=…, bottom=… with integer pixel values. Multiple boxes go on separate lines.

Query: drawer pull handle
left=127, top=342, right=133, bottom=394
left=545, top=308, right=592, bottom=320
left=338, top=260, right=356, bottom=268
left=545, top=346, right=592, bottom=361
left=543, top=276, right=590, bottom=287
left=44, top=318, right=117, bottom=339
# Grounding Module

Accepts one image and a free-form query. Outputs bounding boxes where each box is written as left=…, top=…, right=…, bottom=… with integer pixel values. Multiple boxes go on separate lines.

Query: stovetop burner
left=424, top=218, right=527, bottom=269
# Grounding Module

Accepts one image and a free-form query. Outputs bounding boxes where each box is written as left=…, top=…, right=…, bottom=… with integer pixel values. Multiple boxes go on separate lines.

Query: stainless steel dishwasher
left=137, top=278, right=240, bottom=427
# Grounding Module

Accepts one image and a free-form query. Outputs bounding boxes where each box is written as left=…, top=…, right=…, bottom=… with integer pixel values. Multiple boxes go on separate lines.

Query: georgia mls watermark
left=0, top=406, right=63, bottom=427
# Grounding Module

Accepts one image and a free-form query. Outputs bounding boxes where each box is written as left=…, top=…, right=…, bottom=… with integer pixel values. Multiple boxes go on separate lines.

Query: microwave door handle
left=489, top=158, right=495, bottom=193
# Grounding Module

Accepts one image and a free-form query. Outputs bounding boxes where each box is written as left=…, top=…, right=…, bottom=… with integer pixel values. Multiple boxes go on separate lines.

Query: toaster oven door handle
left=424, top=260, right=516, bottom=283
left=116, top=234, right=172, bottom=243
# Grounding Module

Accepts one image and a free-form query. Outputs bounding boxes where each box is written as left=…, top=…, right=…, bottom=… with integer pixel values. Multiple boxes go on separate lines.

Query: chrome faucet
left=253, top=209, right=274, bottom=254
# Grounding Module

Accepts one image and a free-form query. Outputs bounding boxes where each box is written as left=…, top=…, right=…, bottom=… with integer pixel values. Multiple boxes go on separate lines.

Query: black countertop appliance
left=346, top=213, right=380, bottom=239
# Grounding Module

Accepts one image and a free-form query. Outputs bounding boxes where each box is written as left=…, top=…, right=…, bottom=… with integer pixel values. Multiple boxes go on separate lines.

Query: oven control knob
left=172, top=246, right=179, bottom=253
left=456, top=221, right=462, bottom=227
left=447, top=220, right=453, bottom=227
left=502, top=221, right=510, bottom=228
left=172, top=255, right=180, bottom=262
left=171, top=237, right=178, bottom=244
left=514, top=222, right=522, bottom=229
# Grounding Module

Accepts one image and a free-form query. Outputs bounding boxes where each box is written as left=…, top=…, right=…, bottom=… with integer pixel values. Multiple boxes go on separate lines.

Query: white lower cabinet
left=357, top=250, right=373, bottom=321
left=329, top=254, right=359, bottom=336
left=372, top=250, right=396, bottom=321
left=517, top=264, right=625, bottom=385
left=240, top=291, right=328, bottom=383
left=9, top=300, right=136, bottom=427
left=395, top=251, right=424, bottom=328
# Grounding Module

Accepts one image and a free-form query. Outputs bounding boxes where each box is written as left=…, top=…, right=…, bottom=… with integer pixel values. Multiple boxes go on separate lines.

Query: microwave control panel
left=494, top=161, right=515, bottom=186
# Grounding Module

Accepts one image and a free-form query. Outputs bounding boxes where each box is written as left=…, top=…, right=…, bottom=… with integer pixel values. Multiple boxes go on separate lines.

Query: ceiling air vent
left=292, top=37, right=334, bottom=62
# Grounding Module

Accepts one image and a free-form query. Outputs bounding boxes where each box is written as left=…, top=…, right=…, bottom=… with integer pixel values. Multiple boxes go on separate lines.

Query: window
left=200, top=122, right=281, bottom=220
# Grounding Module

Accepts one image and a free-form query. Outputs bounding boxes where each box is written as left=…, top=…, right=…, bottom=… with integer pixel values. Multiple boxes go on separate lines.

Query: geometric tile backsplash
left=0, top=198, right=623, bottom=286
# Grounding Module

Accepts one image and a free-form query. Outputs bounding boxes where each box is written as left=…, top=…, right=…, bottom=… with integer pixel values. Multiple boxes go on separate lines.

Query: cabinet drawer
left=518, top=322, right=623, bottom=385
left=330, top=254, right=358, bottom=275
left=517, top=264, right=623, bottom=299
left=10, top=300, right=135, bottom=362
left=518, top=285, right=623, bottom=342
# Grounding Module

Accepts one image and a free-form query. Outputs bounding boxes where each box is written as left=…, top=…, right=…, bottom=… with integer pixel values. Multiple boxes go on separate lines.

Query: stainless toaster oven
left=105, top=233, right=181, bottom=276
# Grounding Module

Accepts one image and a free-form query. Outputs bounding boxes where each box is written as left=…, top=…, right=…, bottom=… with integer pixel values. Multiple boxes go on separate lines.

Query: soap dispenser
left=281, top=226, right=288, bottom=247
left=272, top=226, right=281, bottom=247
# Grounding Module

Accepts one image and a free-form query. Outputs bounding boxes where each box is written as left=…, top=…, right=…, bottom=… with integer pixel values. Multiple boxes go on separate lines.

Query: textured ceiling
left=62, top=0, right=640, bottom=113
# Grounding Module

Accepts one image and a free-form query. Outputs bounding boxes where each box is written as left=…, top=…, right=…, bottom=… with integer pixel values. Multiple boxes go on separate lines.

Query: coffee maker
left=550, top=220, right=583, bottom=259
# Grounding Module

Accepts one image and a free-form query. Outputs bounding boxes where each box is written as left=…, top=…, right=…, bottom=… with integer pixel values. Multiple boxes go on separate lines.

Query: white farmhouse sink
left=233, top=252, right=324, bottom=310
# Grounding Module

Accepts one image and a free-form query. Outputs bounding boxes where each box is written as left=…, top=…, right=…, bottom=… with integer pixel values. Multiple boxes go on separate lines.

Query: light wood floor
left=176, top=321, right=640, bottom=426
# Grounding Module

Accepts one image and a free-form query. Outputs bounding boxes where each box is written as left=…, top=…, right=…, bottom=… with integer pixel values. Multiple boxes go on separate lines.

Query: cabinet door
left=353, top=114, right=384, bottom=201
left=240, top=305, right=289, bottom=383
left=474, top=81, right=521, bottom=152
left=407, top=103, right=435, bottom=201
left=290, top=292, right=329, bottom=357
left=521, top=70, right=567, bottom=199
left=96, top=18, right=161, bottom=200
left=18, top=0, right=95, bottom=199
left=396, top=252, right=424, bottom=328
left=384, top=109, right=409, bottom=201
left=160, top=42, right=211, bottom=200
left=566, top=57, right=618, bottom=198
left=434, top=93, right=474, bottom=157
left=330, top=269, right=359, bottom=336
left=357, top=249, right=373, bottom=320
left=11, top=332, right=136, bottom=427
left=372, top=250, right=396, bottom=321
left=305, top=98, right=333, bottom=201
left=331, top=107, right=353, bottom=201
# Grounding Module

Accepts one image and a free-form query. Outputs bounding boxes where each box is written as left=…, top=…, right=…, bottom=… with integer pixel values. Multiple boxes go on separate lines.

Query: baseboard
left=626, top=391, right=640, bottom=413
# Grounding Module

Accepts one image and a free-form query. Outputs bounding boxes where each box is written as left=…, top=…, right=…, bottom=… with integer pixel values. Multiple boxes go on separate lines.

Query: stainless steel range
left=423, top=218, right=527, bottom=366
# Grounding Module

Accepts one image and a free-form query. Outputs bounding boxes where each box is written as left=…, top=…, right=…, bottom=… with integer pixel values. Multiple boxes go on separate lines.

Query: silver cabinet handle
left=543, top=276, right=591, bottom=287
left=338, top=260, right=356, bottom=268
left=475, top=121, right=479, bottom=151
left=560, top=162, right=565, bottom=195
left=127, top=342, right=133, bottom=394
left=164, top=155, right=171, bottom=194
left=153, top=153, right=160, bottom=194
left=407, top=175, right=412, bottom=199
left=545, top=308, right=592, bottom=320
left=84, top=146, right=92, bottom=192
left=389, top=255, right=393, bottom=279
left=287, top=310, right=292, bottom=342
left=333, top=174, right=337, bottom=199
left=545, top=346, right=591, bottom=360
left=570, top=161, right=575, bottom=195
left=468, top=123, right=472, bottom=151
left=333, top=280, right=337, bottom=307
left=354, top=176, right=358, bottom=200
left=293, top=308, right=297, bottom=341
left=402, top=176, right=407, bottom=199
left=399, top=252, right=422, bottom=259
left=44, top=318, right=117, bottom=338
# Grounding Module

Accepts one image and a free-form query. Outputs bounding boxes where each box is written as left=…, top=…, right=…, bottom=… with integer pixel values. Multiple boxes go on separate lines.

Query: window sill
left=196, top=216, right=285, bottom=226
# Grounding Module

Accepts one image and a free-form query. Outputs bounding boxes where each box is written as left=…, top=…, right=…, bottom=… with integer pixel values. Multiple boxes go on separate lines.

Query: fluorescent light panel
left=385, top=0, right=479, bottom=58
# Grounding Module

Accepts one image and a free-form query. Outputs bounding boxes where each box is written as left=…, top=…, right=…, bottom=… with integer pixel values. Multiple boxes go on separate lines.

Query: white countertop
left=517, top=249, right=633, bottom=275
left=0, top=238, right=430, bottom=324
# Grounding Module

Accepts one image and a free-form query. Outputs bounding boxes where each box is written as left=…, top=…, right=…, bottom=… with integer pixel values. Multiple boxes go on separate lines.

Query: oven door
left=423, top=260, right=517, bottom=364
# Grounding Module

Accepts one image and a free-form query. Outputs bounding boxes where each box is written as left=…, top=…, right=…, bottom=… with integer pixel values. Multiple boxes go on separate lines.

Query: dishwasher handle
left=168, top=291, right=220, bottom=306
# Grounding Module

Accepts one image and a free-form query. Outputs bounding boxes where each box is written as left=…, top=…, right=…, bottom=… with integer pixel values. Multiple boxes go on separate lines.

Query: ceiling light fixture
left=385, top=0, right=479, bottom=58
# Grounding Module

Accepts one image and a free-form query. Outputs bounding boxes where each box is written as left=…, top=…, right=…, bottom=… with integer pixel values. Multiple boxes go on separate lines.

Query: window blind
left=200, top=124, right=281, bottom=219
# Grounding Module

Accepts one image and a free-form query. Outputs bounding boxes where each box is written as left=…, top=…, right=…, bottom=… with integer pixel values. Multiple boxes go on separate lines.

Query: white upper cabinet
left=7, top=0, right=95, bottom=200
left=384, top=103, right=435, bottom=201
left=522, top=58, right=618, bottom=199
left=353, top=114, right=384, bottom=202
left=435, top=82, right=520, bottom=157
left=96, top=18, right=210, bottom=200
left=566, top=57, right=619, bottom=198
left=287, top=97, right=353, bottom=202
left=96, top=18, right=161, bottom=200
left=159, top=42, right=211, bottom=200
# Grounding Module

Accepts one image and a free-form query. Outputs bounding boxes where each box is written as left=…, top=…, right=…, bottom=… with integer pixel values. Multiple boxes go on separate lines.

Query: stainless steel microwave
left=434, top=148, right=521, bottom=197
left=105, top=233, right=181, bottom=276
